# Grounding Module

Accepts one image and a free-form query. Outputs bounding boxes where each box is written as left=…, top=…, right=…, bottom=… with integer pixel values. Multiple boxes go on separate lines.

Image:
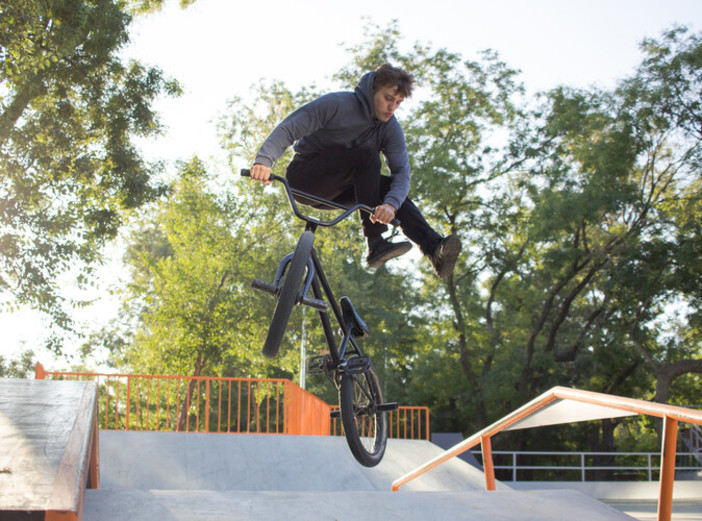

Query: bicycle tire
left=339, top=361, right=388, bottom=467
left=262, top=230, right=315, bottom=359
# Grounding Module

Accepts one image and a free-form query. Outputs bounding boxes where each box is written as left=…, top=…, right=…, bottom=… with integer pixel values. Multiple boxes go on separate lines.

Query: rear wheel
left=339, top=361, right=387, bottom=467
left=262, top=231, right=315, bottom=358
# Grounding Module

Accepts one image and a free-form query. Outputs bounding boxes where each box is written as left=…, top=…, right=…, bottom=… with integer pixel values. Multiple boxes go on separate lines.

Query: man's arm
left=251, top=95, right=335, bottom=181
left=381, top=118, right=411, bottom=210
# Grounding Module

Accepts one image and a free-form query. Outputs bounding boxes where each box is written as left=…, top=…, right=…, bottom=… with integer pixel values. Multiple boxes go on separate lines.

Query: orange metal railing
left=391, top=386, right=702, bottom=521
left=329, top=405, right=430, bottom=441
left=35, top=363, right=429, bottom=440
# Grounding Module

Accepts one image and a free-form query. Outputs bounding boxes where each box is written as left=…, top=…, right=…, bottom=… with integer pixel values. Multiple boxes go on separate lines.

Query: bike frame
left=244, top=169, right=394, bottom=466
left=263, top=172, right=377, bottom=367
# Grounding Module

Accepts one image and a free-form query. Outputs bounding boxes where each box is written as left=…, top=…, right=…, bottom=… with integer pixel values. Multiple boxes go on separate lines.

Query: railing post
left=35, top=362, right=46, bottom=380
left=125, top=376, right=131, bottom=431
left=481, top=435, right=496, bottom=491
left=205, top=379, right=210, bottom=433
left=657, top=415, right=678, bottom=521
left=425, top=408, right=430, bottom=440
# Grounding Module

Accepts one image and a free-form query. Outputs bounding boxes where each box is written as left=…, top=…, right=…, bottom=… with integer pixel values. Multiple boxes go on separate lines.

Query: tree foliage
left=0, top=0, right=181, bottom=345
left=113, top=158, right=292, bottom=378
left=406, top=26, right=702, bottom=449
left=0, top=349, right=35, bottom=378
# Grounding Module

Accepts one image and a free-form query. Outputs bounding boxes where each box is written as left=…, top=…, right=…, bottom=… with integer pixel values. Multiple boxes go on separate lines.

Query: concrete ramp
left=96, top=431, right=492, bottom=492
left=85, top=431, right=635, bottom=521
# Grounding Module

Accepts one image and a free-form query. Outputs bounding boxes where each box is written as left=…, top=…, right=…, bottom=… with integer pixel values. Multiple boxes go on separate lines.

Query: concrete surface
left=606, top=500, right=702, bottom=521
left=96, top=431, right=499, bottom=492
left=84, top=489, right=635, bottom=521
left=84, top=431, right=636, bottom=520
left=511, top=480, right=702, bottom=500
left=0, top=378, right=95, bottom=514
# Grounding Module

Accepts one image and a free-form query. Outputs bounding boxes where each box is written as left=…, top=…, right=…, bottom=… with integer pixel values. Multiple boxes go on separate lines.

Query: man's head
left=372, top=63, right=414, bottom=122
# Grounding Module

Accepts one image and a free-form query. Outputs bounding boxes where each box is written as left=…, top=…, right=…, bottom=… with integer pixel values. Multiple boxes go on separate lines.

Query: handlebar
left=241, top=169, right=400, bottom=228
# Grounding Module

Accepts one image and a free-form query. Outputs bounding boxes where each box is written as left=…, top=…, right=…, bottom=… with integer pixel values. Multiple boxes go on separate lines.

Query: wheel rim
left=351, top=374, right=380, bottom=454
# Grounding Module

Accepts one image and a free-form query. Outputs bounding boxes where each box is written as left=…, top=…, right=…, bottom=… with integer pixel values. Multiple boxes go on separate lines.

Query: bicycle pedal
left=377, top=402, right=399, bottom=412
left=343, top=355, right=371, bottom=375
left=330, top=409, right=341, bottom=419
left=307, top=354, right=332, bottom=375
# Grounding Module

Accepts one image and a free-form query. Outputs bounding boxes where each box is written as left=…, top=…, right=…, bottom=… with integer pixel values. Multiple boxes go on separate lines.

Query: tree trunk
left=177, top=353, right=206, bottom=432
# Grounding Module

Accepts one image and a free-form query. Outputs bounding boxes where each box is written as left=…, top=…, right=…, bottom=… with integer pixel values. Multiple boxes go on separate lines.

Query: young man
left=248, top=63, right=461, bottom=278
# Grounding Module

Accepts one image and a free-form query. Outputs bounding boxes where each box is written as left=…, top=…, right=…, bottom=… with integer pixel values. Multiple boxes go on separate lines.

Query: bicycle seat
left=340, top=296, right=369, bottom=339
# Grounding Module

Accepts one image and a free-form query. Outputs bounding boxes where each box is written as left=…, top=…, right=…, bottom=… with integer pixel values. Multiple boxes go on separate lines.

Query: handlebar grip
left=240, top=168, right=251, bottom=177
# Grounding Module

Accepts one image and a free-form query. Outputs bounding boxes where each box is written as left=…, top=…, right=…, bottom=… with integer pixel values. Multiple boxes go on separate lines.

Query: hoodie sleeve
left=381, top=119, right=411, bottom=210
left=254, top=94, right=337, bottom=167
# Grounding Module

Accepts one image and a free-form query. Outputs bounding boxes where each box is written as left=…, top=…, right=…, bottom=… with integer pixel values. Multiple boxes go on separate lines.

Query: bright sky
left=2, top=0, right=701, bottom=369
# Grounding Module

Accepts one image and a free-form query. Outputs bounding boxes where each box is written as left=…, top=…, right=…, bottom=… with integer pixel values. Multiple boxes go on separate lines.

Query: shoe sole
left=435, top=235, right=462, bottom=278
left=366, top=242, right=412, bottom=268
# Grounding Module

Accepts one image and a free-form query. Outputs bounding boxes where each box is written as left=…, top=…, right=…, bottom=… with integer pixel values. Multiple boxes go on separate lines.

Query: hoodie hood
left=354, top=71, right=376, bottom=121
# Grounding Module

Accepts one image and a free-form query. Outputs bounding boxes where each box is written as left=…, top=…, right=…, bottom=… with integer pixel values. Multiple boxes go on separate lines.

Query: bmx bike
left=241, top=168, right=397, bottom=467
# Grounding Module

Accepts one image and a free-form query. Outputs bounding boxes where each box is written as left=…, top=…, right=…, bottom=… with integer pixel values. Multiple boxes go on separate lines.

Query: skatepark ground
left=2, top=378, right=701, bottom=520
left=89, top=430, right=702, bottom=521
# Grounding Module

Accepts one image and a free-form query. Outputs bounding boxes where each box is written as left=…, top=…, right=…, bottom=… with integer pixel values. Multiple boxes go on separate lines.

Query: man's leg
left=377, top=176, right=462, bottom=279
left=286, top=148, right=411, bottom=267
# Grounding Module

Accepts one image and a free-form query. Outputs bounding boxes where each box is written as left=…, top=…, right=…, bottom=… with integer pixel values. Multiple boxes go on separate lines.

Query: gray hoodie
left=254, top=71, right=410, bottom=210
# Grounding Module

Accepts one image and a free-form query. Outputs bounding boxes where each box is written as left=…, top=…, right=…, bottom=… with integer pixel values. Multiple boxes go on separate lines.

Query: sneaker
left=427, top=235, right=462, bottom=278
left=366, top=238, right=412, bottom=268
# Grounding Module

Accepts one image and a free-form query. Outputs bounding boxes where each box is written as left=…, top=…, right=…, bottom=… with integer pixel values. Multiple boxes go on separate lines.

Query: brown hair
left=372, top=63, right=414, bottom=98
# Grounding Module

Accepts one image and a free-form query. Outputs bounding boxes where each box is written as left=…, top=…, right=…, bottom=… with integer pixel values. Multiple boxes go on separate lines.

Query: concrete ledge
left=509, top=480, right=702, bottom=500
left=0, top=379, right=99, bottom=521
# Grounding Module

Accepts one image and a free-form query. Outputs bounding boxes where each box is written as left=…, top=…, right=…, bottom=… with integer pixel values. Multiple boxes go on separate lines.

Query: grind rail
left=391, top=386, right=702, bottom=521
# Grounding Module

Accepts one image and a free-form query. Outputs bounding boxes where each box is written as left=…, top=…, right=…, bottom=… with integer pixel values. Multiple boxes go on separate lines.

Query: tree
left=0, top=0, right=181, bottom=347
left=0, top=349, right=35, bottom=378
left=464, top=26, right=702, bottom=449
left=111, top=158, right=294, bottom=428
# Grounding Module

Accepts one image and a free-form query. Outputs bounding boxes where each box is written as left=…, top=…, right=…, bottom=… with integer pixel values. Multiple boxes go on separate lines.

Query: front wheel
left=262, top=231, right=315, bottom=358
left=339, top=362, right=388, bottom=467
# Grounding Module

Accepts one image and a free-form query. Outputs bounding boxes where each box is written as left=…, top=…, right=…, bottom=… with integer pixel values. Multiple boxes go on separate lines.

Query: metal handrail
left=35, top=363, right=430, bottom=440
left=391, top=386, right=702, bottom=521
left=469, top=450, right=702, bottom=482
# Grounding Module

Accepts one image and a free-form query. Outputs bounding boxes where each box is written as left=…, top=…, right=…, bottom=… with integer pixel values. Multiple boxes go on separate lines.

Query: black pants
left=285, top=146, right=442, bottom=254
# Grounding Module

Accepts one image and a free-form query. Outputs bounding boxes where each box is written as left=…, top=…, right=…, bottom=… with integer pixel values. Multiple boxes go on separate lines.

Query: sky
left=2, top=0, right=702, bottom=370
